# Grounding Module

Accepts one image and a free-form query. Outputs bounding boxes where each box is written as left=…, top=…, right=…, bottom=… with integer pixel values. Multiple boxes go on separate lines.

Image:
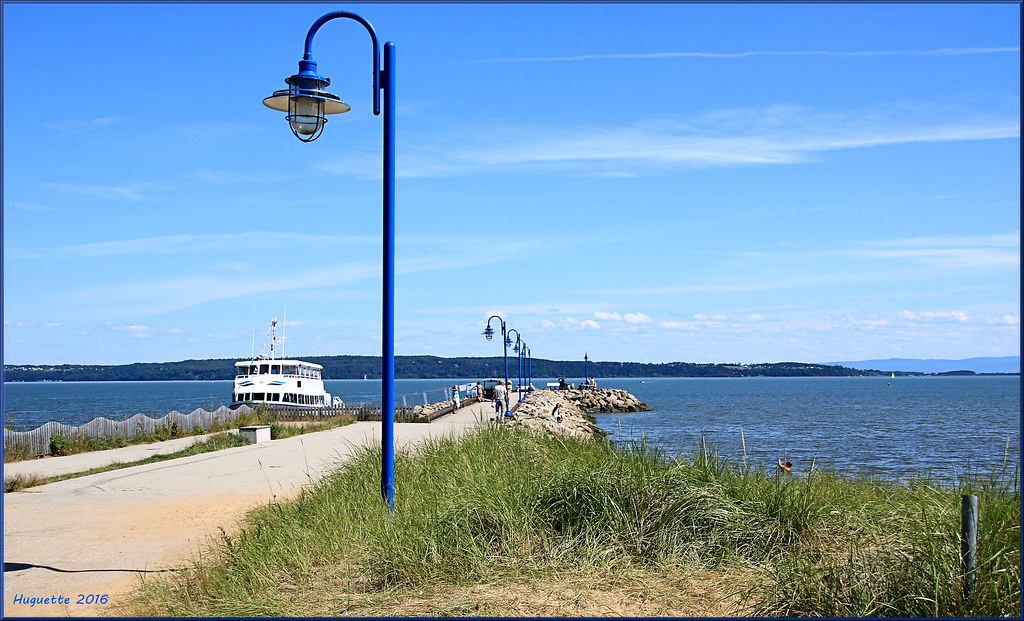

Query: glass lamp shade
left=482, top=326, right=494, bottom=341
left=264, top=74, right=350, bottom=142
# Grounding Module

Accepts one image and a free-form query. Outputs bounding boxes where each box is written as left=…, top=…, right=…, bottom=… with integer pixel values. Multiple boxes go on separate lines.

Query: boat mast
left=271, top=317, right=277, bottom=360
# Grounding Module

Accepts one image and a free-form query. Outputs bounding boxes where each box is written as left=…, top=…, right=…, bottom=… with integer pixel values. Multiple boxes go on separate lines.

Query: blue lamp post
left=513, top=337, right=529, bottom=400
left=482, top=315, right=510, bottom=415
left=508, top=329, right=523, bottom=402
left=526, top=346, right=532, bottom=391
left=264, top=10, right=396, bottom=510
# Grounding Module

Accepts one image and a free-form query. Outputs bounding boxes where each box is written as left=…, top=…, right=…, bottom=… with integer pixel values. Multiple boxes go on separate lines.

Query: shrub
left=49, top=434, right=70, bottom=456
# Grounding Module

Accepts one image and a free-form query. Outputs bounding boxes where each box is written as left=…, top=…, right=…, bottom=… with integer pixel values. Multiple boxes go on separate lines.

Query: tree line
left=2, top=356, right=903, bottom=382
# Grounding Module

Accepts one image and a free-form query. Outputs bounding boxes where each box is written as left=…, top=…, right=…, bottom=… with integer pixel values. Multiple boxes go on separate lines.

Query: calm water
left=3, top=376, right=1020, bottom=483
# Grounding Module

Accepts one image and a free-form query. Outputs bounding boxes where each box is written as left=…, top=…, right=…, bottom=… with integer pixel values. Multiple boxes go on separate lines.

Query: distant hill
left=4, top=357, right=886, bottom=382
left=825, top=356, right=1019, bottom=374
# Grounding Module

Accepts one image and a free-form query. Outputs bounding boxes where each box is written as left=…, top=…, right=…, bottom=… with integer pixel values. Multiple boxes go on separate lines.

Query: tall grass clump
left=129, top=427, right=1020, bottom=618
left=754, top=466, right=1020, bottom=618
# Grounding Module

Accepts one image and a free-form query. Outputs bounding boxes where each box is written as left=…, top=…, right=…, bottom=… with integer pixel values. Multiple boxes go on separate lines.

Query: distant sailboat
left=891, top=372, right=895, bottom=379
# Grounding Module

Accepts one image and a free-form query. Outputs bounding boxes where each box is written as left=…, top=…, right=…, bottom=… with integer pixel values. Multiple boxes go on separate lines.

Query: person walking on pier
left=493, top=380, right=507, bottom=420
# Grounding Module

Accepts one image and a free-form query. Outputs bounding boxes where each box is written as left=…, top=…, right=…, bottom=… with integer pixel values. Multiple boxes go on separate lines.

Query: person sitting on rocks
left=552, top=403, right=562, bottom=423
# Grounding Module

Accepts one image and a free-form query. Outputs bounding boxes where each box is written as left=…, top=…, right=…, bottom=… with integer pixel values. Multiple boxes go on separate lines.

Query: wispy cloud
left=43, top=237, right=543, bottom=319
left=41, top=182, right=162, bottom=201
left=384, top=105, right=1018, bottom=178
left=7, top=232, right=380, bottom=259
left=44, top=117, right=121, bottom=133
left=480, top=47, right=1020, bottom=63
left=845, top=232, right=1020, bottom=268
left=63, top=263, right=383, bottom=319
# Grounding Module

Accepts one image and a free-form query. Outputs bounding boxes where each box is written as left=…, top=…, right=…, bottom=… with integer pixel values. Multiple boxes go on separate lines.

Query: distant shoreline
left=2, top=355, right=1018, bottom=383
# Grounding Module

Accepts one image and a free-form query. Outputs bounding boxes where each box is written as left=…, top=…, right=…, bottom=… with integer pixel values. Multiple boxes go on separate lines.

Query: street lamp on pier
left=508, top=329, right=523, bottom=403
left=263, top=10, right=397, bottom=510
left=526, top=345, right=532, bottom=392
left=482, top=315, right=510, bottom=415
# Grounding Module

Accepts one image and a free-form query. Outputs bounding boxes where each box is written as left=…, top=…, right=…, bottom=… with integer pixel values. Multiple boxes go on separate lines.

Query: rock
left=499, top=388, right=647, bottom=441
left=553, top=388, right=650, bottom=413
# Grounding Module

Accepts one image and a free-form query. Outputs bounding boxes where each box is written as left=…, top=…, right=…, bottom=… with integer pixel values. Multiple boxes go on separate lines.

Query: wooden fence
left=267, top=403, right=415, bottom=422
left=3, top=405, right=257, bottom=457
left=2, top=402, right=419, bottom=457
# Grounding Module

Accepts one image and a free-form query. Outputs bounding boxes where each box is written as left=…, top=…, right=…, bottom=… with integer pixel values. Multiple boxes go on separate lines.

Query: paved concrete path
left=2, top=400, right=501, bottom=617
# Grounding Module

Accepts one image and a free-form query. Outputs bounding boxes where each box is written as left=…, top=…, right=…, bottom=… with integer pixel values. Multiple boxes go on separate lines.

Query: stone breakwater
left=555, top=388, right=651, bottom=414
left=504, top=389, right=649, bottom=441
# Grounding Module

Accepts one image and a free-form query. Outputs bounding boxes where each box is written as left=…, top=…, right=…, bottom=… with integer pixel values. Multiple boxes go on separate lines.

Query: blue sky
left=3, top=2, right=1020, bottom=366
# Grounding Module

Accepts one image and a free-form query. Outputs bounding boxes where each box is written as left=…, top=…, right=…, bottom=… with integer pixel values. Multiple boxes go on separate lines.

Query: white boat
left=230, top=319, right=340, bottom=408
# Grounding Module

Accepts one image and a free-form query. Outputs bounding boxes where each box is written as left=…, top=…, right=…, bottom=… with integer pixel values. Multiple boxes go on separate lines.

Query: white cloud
left=111, top=324, right=156, bottom=338
left=898, top=310, right=970, bottom=322
left=593, top=311, right=622, bottom=321
left=565, top=317, right=600, bottom=330
left=624, top=312, right=653, bottom=324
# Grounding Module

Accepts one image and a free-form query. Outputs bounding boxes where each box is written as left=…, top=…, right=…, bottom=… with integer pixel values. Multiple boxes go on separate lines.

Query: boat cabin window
left=259, top=364, right=269, bottom=375
left=283, top=365, right=297, bottom=376
left=271, top=364, right=281, bottom=375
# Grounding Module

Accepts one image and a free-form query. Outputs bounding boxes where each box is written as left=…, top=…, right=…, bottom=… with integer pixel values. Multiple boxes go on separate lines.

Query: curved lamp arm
left=506, top=328, right=520, bottom=349
left=484, top=314, right=506, bottom=339
left=302, top=11, right=382, bottom=116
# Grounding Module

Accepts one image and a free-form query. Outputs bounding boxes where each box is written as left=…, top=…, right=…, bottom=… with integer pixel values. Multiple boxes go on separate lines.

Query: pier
left=2, top=396, right=507, bottom=617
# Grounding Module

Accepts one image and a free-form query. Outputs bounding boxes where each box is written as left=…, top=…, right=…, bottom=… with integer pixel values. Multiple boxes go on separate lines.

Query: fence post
left=961, top=494, right=978, bottom=601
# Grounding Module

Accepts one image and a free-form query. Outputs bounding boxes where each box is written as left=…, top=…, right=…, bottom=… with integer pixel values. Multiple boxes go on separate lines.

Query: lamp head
left=264, top=58, right=350, bottom=142
left=482, top=325, right=494, bottom=341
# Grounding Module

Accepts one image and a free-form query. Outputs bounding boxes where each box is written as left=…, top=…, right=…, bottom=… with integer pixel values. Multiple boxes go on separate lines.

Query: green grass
left=128, top=427, right=1020, bottom=617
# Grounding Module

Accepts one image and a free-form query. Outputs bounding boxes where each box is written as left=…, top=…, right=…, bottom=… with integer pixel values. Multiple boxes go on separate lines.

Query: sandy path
left=3, top=404, right=489, bottom=617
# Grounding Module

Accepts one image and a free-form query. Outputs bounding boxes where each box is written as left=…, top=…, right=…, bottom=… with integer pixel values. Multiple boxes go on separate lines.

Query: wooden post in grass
left=740, top=426, right=747, bottom=471
left=961, top=494, right=978, bottom=601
